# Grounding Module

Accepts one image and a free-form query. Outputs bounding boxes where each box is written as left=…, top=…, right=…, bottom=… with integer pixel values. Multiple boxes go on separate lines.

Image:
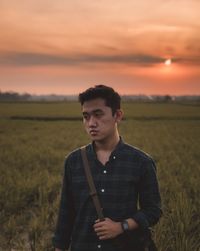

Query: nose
left=88, top=115, right=97, bottom=127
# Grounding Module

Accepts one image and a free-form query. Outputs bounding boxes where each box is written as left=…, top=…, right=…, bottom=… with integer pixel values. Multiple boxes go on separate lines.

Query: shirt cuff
left=132, top=211, right=149, bottom=230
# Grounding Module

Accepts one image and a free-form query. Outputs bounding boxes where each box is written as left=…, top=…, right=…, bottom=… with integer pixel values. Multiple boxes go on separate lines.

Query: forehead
left=82, top=98, right=109, bottom=112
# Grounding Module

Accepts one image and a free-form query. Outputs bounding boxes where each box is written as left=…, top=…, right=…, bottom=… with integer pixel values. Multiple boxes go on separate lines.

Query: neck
left=94, top=131, right=120, bottom=152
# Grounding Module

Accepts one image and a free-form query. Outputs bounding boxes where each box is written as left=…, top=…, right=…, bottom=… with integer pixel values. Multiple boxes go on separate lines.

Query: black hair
left=79, top=85, right=121, bottom=115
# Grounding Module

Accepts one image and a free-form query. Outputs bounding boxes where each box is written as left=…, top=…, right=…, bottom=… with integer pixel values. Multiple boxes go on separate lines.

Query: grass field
left=0, top=101, right=199, bottom=251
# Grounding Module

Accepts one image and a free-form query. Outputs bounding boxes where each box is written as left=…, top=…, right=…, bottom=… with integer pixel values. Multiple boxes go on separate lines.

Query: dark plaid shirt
left=53, top=139, right=162, bottom=251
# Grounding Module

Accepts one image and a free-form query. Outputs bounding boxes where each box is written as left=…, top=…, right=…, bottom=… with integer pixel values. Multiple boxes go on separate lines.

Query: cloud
left=0, top=52, right=72, bottom=66
left=0, top=51, right=166, bottom=67
left=1, top=51, right=200, bottom=67
left=174, top=57, right=200, bottom=65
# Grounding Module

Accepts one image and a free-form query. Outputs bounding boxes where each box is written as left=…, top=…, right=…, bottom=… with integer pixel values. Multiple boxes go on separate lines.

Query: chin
left=93, top=136, right=108, bottom=143
left=90, top=135, right=101, bottom=141
left=89, top=135, right=102, bottom=141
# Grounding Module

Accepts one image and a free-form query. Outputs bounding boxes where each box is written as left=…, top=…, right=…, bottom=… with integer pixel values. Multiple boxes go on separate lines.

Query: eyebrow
left=82, top=109, right=104, bottom=115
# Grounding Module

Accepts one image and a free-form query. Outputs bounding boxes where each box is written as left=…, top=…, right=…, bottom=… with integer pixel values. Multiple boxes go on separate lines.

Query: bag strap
left=80, top=146, right=105, bottom=221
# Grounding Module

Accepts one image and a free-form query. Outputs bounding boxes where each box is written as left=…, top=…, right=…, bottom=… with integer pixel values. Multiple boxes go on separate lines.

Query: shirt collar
left=88, top=136, right=125, bottom=159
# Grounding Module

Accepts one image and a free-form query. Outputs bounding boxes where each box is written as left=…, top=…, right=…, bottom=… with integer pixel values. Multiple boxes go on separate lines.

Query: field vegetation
left=0, top=101, right=199, bottom=251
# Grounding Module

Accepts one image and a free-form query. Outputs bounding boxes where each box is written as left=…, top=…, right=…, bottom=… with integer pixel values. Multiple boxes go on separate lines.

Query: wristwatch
left=121, top=220, right=129, bottom=232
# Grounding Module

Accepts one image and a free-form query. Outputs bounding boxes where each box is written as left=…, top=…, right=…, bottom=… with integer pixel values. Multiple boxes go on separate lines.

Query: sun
left=165, top=59, right=172, bottom=66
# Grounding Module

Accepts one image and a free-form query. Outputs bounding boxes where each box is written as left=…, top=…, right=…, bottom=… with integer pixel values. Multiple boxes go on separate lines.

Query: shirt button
left=101, top=189, right=105, bottom=193
left=97, top=244, right=101, bottom=248
left=103, top=170, right=107, bottom=174
left=113, top=156, right=116, bottom=159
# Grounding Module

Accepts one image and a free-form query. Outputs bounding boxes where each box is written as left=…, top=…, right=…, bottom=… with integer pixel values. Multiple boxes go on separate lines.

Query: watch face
left=122, top=220, right=129, bottom=231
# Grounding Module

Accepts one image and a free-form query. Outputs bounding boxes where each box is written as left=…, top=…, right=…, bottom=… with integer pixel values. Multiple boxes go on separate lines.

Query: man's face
left=82, top=98, right=119, bottom=142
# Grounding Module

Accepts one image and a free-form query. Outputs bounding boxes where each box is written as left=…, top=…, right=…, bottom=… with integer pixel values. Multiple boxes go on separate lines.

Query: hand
left=93, top=218, right=123, bottom=240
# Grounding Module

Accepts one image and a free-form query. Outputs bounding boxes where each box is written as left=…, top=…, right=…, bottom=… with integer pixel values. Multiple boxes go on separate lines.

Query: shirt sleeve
left=132, top=158, right=162, bottom=230
left=52, top=157, right=76, bottom=250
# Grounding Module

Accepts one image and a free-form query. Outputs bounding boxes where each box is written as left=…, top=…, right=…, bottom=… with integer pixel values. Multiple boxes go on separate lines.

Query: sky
left=0, top=0, right=199, bottom=95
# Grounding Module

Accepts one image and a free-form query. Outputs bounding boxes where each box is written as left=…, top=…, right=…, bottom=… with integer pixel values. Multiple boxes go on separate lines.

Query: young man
left=53, top=85, right=162, bottom=251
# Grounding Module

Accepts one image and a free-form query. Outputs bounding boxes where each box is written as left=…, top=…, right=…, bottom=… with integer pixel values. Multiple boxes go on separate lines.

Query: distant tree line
left=0, top=91, right=31, bottom=101
left=0, top=90, right=199, bottom=102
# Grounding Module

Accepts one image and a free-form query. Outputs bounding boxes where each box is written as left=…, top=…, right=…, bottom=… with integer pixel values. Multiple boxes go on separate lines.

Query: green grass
left=0, top=102, right=199, bottom=250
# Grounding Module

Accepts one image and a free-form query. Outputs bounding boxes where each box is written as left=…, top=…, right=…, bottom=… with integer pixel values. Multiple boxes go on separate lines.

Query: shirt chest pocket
left=107, top=175, right=140, bottom=203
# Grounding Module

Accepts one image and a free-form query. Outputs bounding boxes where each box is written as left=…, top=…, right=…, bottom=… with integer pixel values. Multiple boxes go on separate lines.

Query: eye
left=83, top=114, right=89, bottom=120
left=94, top=111, right=103, bottom=118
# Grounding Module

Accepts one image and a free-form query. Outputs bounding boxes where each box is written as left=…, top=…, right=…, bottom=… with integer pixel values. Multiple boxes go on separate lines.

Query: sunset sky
left=0, top=0, right=199, bottom=95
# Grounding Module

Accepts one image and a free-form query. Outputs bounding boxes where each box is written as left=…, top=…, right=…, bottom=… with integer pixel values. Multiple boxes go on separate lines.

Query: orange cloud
left=0, top=0, right=199, bottom=95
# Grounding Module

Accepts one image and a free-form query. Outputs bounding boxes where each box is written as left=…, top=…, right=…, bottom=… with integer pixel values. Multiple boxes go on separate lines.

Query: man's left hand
left=93, top=218, right=123, bottom=240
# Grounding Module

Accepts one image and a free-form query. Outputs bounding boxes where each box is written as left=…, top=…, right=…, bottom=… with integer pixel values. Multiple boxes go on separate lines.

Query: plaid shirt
left=53, top=138, right=162, bottom=251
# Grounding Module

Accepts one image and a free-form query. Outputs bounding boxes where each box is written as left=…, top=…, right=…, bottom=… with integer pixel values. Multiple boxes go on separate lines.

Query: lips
left=89, top=130, right=98, bottom=135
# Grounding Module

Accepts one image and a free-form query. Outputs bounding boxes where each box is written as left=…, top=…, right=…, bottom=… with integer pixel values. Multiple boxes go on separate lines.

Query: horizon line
left=0, top=90, right=200, bottom=97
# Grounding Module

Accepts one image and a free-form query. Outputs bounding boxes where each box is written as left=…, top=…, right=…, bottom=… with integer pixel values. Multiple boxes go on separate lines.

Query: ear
left=114, top=109, right=123, bottom=123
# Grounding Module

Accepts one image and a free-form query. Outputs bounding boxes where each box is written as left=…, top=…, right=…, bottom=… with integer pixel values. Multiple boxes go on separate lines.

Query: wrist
left=126, top=218, right=139, bottom=230
left=121, top=220, right=129, bottom=232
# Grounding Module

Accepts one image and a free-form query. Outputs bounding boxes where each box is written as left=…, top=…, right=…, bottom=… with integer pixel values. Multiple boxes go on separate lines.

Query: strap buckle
left=90, top=191, right=97, bottom=197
